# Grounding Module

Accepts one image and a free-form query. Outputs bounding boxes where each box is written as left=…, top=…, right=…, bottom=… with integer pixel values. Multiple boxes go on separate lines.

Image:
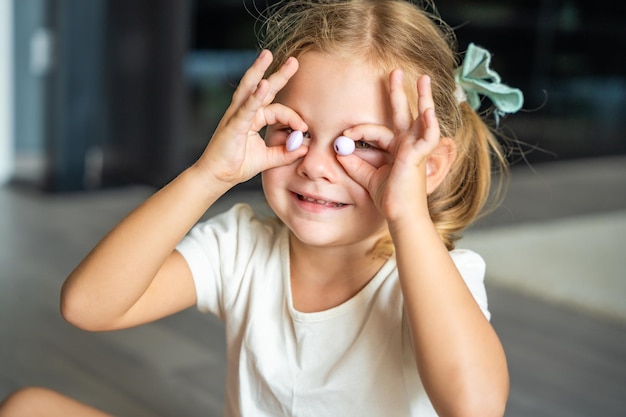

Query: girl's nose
left=296, top=139, right=342, bottom=182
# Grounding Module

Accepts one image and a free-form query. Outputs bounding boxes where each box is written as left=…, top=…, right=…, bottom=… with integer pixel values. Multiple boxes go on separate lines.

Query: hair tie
left=454, top=43, right=524, bottom=125
left=454, top=83, right=467, bottom=104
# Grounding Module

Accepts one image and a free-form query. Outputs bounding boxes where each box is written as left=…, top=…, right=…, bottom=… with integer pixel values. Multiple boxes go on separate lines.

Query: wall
left=0, top=0, right=14, bottom=185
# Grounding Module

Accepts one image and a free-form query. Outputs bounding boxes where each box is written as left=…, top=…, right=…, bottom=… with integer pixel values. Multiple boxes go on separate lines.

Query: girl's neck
left=288, top=233, right=389, bottom=313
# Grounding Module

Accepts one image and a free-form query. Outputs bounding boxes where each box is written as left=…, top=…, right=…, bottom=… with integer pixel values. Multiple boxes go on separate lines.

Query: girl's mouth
left=296, top=193, right=347, bottom=208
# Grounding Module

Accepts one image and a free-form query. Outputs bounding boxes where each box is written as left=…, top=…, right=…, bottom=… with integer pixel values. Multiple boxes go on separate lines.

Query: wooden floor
left=1, top=167, right=626, bottom=416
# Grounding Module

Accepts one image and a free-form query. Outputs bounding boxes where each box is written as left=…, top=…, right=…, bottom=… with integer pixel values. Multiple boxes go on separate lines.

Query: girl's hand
left=194, top=50, right=308, bottom=188
left=338, top=72, right=443, bottom=223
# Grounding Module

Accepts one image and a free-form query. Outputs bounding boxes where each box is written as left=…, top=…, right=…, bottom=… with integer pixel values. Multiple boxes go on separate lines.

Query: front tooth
left=301, top=195, right=336, bottom=205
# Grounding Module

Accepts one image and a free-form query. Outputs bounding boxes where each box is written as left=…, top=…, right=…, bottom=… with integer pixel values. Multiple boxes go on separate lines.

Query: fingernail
left=286, top=130, right=304, bottom=151
left=334, top=136, right=355, bottom=156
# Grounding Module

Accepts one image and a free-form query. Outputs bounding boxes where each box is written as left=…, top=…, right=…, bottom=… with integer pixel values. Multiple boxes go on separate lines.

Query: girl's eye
left=354, top=140, right=376, bottom=150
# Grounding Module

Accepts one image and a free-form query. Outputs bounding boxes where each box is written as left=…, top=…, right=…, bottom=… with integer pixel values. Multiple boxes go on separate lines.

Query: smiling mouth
left=296, top=193, right=347, bottom=208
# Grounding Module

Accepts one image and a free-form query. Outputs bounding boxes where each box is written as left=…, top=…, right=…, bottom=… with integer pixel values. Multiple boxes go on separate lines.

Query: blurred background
left=3, top=0, right=626, bottom=191
left=1, top=1, right=625, bottom=416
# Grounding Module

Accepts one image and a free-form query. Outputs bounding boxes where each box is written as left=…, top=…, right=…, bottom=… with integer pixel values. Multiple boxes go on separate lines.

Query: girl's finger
left=256, top=104, right=310, bottom=169
left=416, top=74, right=435, bottom=121
left=411, top=74, right=440, bottom=152
left=389, top=69, right=412, bottom=132
left=230, top=50, right=274, bottom=112
left=257, top=103, right=308, bottom=133
left=407, top=106, right=440, bottom=160
left=420, top=107, right=441, bottom=149
left=233, top=79, right=273, bottom=132
left=260, top=56, right=299, bottom=106
left=343, top=124, right=395, bottom=152
left=225, top=53, right=300, bottom=133
left=336, top=154, right=381, bottom=191
left=263, top=141, right=309, bottom=170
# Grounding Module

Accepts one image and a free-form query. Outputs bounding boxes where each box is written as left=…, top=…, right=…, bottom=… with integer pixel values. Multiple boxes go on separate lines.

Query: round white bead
left=286, top=130, right=304, bottom=151
left=333, top=136, right=355, bottom=155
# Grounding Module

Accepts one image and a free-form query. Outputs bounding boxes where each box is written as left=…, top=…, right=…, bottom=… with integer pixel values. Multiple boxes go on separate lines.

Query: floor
left=1, top=156, right=625, bottom=417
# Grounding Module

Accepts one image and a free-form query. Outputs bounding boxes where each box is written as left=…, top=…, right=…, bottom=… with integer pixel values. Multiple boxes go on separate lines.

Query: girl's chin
left=287, top=221, right=388, bottom=251
left=288, top=226, right=343, bottom=247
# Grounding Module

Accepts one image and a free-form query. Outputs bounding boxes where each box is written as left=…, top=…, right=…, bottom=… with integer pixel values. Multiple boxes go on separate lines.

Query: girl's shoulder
left=177, top=203, right=288, bottom=316
left=449, top=248, right=490, bottom=320
left=183, top=203, right=286, bottom=259
left=449, top=248, right=485, bottom=272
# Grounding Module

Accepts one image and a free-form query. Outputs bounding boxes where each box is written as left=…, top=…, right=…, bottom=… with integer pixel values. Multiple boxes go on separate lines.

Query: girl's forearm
left=60, top=51, right=302, bottom=331
left=60, top=165, right=232, bottom=330
left=389, top=218, right=509, bottom=417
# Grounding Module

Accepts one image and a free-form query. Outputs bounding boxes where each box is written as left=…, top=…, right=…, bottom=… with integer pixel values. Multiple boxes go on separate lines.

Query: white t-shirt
left=176, top=203, right=490, bottom=417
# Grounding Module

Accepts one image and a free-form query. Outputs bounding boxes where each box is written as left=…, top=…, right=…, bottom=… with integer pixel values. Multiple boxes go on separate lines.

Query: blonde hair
left=258, top=0, right=509, bottom=252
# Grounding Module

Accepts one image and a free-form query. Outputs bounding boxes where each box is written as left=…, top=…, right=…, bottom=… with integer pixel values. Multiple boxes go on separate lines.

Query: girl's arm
left=389, top=213, right=509, bottom=417
left=339, top=73, right=508, bottom=417
left=61, top=50, right=308, bottom=332
left=61, top=166, right=224, bottom=331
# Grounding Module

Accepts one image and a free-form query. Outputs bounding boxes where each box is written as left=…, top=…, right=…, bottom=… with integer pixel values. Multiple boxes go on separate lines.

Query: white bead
left=333, top=136, right=355, bottom=155
left=286, top=130, right=303, bottom=151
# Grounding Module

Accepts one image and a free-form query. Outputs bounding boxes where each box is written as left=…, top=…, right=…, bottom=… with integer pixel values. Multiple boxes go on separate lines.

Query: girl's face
left=262, top=51, right=394, bottom=252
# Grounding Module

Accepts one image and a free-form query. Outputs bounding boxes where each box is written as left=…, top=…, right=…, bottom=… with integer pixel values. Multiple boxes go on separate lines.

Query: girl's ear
left=426, top=137, right=457, bottom=195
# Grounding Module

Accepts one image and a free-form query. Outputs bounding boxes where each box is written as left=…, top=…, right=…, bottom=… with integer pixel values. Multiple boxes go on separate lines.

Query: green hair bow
left=454, top=43, right=524, bottom=122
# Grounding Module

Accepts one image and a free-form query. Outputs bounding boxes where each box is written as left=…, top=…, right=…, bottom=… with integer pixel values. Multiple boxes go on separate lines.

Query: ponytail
left=428, top=102, right=509, bottom=250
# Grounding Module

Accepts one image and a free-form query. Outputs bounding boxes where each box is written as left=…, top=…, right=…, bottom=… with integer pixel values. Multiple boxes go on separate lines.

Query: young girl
left=1, top=1, right=524, bottom=416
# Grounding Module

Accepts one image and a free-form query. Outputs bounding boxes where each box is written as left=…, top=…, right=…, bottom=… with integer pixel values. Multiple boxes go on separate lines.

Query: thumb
left=337, top=154, right=379, bottom=190
left=264, top=145, right=309, bottom=170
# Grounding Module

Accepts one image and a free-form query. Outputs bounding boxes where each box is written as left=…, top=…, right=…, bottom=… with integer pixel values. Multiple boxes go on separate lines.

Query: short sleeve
left=175, top=203, right=274, bottom=319
left=449, top=249, right=490, bottom=320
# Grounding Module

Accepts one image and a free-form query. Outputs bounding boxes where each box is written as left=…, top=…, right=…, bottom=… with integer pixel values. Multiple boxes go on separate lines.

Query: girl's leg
left=0, top=387, right=115, bottom=417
